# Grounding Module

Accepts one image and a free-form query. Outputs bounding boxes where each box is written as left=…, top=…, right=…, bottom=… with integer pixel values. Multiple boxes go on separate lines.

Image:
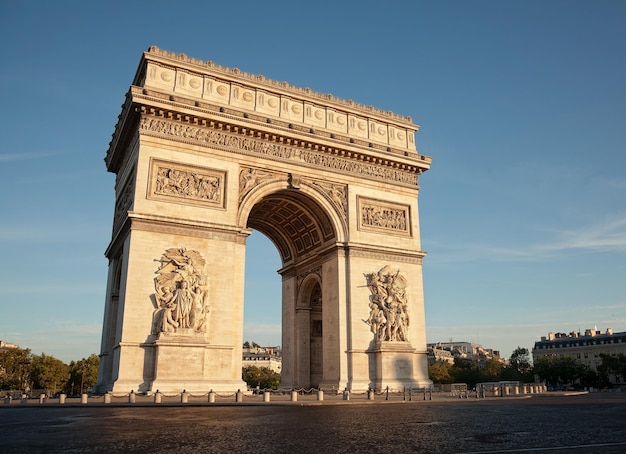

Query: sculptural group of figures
left=155, top=167, right=221, bottom=202
left=365, top=265, right=410, bottom=342
left=152, top=248, right=211, bottom=335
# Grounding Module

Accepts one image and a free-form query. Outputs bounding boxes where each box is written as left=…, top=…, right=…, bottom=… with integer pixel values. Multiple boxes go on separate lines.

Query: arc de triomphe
left=95, top=46, right=432, bottom=394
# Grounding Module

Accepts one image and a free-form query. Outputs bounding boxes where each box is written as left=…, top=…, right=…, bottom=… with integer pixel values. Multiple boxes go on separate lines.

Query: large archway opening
left=243, top=188, right=338, bottom=388
left=243, top=231, right=281, bottom=347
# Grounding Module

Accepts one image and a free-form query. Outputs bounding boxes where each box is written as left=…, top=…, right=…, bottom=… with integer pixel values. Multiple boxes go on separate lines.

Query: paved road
left=2, top=392, right=625, bottom=453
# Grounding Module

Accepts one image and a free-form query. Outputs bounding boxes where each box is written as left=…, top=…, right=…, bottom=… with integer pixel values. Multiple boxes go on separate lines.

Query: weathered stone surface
left=96, top=47, right=433, bottom=394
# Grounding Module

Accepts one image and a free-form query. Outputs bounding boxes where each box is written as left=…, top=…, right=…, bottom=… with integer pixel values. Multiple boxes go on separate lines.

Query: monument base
left=371, top=341, right=431, bottom=392
left=149, top=331, right=246, bottom=393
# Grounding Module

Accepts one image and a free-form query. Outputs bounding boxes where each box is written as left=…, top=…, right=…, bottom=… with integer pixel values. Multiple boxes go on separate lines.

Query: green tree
left=533, top=356, right=588, bottom=387
left=480, top=358, right=505, bottom=382
left=0, top=347, right=32, bottom=391
left=428, top=362, right=454, bottom=384
left=242, top=365, right=281, bottom=390
left=598, top=353, right=626, bottom=386
left=451, top=357, right=481, bottom=387
left=67, top=354, right=99, bottom=395
left=30, top=353, right=70, bottom=396
left=502, top=347, right=534, bottom=382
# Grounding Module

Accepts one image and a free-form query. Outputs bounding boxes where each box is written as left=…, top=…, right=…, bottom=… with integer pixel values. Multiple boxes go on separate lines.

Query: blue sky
left=1, top=1, right=624, bottom=362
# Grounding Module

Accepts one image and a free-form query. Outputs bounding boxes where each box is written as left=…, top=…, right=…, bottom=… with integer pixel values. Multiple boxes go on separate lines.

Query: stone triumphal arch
left=95, top=46, right=432, bottom=394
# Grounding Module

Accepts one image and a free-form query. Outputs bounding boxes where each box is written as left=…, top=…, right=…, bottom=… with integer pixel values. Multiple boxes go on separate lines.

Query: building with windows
left=242, top=346, right=282, bottom=373
left=532, top=327, right=626, bottom=372
left=427, top=341, right=502, bottom=365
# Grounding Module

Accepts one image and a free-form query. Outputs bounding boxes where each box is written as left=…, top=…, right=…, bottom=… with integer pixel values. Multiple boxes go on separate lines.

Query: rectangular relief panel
left=147, top=158, right=226, bottom=209
left=357, top=196, right=412, bottom=237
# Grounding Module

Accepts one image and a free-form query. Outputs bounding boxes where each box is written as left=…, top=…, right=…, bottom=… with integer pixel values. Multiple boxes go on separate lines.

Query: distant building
left=427, top=341, right=502, bottom=366
left=242, top=346, right=282, bottom=373
left=0, top=340, right=20, bottom=351
left=532, top=327, right=626, bottom=375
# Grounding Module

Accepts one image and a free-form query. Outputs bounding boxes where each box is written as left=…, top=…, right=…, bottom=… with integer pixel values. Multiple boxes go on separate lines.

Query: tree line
left=429, top=347, right=626, bottom=389
left=0, top=347, right=99, bottom=397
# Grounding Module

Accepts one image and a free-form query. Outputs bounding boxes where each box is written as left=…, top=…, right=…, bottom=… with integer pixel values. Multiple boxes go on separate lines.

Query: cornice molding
left=347, top=243, right=426, bottom=264
left=128, top=211, right=249, bottom=243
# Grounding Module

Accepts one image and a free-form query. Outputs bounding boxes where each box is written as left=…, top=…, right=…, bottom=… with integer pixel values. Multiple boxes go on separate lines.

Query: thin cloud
left=0, top=223, right=109, bottom=243
left=2, top=283, right=104, bottom=296
left=36, top=322, right=103, bottom=338
left=543, top=216, right=626, bottom=253
left=0, top=151, right=65, bottom=163
left=426, top=216, right=626, bottom=264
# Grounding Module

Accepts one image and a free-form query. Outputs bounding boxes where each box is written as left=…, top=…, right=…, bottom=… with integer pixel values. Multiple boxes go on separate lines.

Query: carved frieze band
left=358, top=196, right=411, bottom=236
left=139, top=117, right=418, bottom=186
left=148, top=158, right=226, bottom=209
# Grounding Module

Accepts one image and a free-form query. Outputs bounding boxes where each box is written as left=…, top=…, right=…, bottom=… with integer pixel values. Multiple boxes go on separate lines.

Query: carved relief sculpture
left=365, top=265, right=409, bottom=342
left=150, top=159, right=224, bottom=208
left=239, top=167, right=276, bottom=202
left=152, top=248, right=211, bottom=335
left=361, top=205, right=407, bottom=231
left=311, top=181, right=348, bottom=220
left=358, top=197, right=411, bottom=236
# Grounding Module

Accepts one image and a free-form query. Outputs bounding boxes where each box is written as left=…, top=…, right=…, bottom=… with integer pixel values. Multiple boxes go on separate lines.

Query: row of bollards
left=475, top=383, right=547, bottom=398
left=6, top=386, right=435, bottom=405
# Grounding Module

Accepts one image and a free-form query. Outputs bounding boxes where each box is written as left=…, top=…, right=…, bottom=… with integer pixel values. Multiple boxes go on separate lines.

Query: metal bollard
left=317, top=389, right=324, bottom=401
left=208, top=390, right=215, bottom=403
left=154, top=391, right=162, bottom=404
left=291, top=390, right=298, bottom=402
left=181, top=390, right=188, bottom=403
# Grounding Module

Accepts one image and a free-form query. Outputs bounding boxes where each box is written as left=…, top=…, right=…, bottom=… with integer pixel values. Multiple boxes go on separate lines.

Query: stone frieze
left=140, top=116, right=419, bottom=186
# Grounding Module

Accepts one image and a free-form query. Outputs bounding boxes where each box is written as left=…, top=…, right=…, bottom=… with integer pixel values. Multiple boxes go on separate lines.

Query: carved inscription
left=152, top=248, right=211, bottom=335
left=139, top=117, right=419, bottom=186
left=149, top=159, right=225, bottom=208
left=365, top=265, right=409, bottom=342
left=358, top=197, right=410, bottom=235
